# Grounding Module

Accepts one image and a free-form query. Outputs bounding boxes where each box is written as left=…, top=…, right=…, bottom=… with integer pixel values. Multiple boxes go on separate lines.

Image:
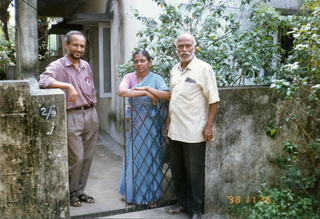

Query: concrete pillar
left=0, top=80, right=33, bottom=217
left=15, top=0, right=39, bottom=79
left=0, top=78, right=69, bottom=218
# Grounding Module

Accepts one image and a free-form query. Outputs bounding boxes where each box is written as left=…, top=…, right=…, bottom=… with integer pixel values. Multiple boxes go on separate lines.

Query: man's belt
left=67, top=105, right=92, bottom=111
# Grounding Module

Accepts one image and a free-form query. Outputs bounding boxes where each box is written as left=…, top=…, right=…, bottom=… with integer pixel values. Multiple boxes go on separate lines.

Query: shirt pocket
left=180, top=82, right=199, bottom=100
left=79, top=77, right=93, bottom=97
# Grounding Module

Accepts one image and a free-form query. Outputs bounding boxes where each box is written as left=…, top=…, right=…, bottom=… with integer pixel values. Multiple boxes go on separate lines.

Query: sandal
left=78, top=193, right=95, bottom=203
left=149, top=200, right=159, bottom=208
left=166, top=205, right=185, bottom=214
left=70, top=195, right=82, bottom=207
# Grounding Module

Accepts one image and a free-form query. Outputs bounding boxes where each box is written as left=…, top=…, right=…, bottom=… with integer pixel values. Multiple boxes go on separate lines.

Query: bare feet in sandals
left=70, top=195, right=82, bottom=207
left=78, top=193, right=95, bottom=203
left=166, top=205, right=185, bottom=214
left=149, top=200, right=159, bottom=208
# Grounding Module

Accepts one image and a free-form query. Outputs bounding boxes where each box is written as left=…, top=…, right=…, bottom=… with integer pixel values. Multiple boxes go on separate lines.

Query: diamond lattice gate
left=121, top=98, right=175, bottom=211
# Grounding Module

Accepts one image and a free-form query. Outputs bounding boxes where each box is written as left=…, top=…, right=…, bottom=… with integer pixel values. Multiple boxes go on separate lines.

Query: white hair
left=175, top=32, right=197, bottom=46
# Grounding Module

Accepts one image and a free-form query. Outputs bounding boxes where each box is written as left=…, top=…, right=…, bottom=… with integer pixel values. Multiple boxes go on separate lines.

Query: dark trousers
left=169, top=139, right=206, bottom=215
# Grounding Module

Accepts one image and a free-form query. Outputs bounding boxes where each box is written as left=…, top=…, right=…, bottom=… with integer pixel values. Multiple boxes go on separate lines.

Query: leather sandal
left=70, top=195, right=82, bottom=207
left=166, top=205, right=185, bottom=214
left=78, top=193, right=95, bottom=203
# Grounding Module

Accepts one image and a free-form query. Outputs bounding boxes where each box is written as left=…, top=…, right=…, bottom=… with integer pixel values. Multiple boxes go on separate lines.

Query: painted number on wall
left=40, top=105, right=57, bottom=120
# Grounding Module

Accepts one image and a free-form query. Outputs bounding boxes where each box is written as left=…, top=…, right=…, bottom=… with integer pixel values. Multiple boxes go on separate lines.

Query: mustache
left=179, top=52, right=191, bottom=56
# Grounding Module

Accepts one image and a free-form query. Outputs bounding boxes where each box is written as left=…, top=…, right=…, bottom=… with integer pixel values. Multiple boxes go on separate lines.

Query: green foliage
left=0, top=39, right=15, bottom=80
left=117, top=0, right=288, bottom=86
left=227, top=204, right=251, bottom=219
left=266, top=122, right=279, bottom=138
left=264, top=9, right=320, bottom=211
left=234, top=0, right=320, bottom=217
left=249, top=188, right=318, bottom=219
left=260, top=0, right=320, bottom=215
left=298, top=0, right=320, bottom=10
left=276, top=141, right=319, bottom=192
left=246, top=141, right=320, bottom=218
left=267, top=0, right=320, bottom=201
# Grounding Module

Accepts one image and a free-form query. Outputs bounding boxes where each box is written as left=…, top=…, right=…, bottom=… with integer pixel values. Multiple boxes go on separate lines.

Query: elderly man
left=39, top=30, right=99, bottom=207
left=166, top=32, right=220, bottom=219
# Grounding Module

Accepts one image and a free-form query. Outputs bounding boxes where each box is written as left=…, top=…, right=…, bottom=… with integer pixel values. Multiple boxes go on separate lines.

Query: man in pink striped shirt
left=39, top=30, right=99, bottom=207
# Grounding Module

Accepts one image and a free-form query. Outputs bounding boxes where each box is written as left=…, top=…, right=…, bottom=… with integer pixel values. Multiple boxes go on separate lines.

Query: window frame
left=98, top=23, right=112, bottom=98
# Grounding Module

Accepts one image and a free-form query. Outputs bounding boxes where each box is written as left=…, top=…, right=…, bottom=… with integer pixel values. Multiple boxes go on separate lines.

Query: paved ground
left=70, top=129, right=229, bottom=219
left=70, top=129, right=125, bottom=218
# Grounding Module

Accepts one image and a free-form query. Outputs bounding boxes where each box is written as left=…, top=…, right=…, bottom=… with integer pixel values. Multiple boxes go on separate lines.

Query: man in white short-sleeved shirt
left=165, top=32, right=220, bottom=219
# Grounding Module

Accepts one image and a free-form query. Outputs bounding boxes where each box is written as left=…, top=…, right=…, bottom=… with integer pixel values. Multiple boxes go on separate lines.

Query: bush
left=0, top=39, right=15, bottom=80
left=249, top=188, right=318, bottom=219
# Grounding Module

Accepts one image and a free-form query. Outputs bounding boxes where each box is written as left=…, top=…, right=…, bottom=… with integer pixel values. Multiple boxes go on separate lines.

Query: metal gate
left=121, top=98, right=175, bottom=211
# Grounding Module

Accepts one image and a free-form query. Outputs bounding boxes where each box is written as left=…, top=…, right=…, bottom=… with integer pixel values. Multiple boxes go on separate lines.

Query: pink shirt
left=119, top=72, right=139, bottom=89
left=39, top=54, right=97, bottom=110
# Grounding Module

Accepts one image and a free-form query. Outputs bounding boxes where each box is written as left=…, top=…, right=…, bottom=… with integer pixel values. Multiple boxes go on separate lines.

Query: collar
left=178, top=56, right=197, bottom=71
left=64, top=54, right=84, bottom=69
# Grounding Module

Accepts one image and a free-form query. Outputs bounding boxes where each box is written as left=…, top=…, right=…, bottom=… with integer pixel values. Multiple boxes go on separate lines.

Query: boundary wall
left=205, top=86, right=287, bottom=214
left=0, top=76, right=69, bottom=218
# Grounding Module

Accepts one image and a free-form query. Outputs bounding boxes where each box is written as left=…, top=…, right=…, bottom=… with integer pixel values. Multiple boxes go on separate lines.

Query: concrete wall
left=0, top=77, right=69, bottom=218
left=204, top=86, right=288, bottom=214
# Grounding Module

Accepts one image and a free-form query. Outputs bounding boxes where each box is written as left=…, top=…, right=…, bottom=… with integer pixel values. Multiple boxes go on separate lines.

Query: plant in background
left=249, top=188, right=317, bottom=219
left=0, top=0, right=15, bottom=80
left=117, top=0, right=288, bottom=86
left=266, top=122, right=280, bottom=138
left=249, top=0, right=320, bottom=217
left=38, top=17, right=57, bottom=61
left=248, top=141, right=320, bottom=218
left=0, top=39, right=14, bottom=80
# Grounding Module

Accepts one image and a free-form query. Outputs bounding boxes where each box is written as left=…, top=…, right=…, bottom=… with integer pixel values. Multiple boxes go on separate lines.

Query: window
left=278, top=27, right=294, bottom=64
left=99, top=23, right=112, bottom=97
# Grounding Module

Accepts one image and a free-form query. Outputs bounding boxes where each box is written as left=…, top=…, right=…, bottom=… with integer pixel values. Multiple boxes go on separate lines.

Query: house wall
left=96, top=0, right=167, bottom=145
left=268, top=0, right=299, bottom=9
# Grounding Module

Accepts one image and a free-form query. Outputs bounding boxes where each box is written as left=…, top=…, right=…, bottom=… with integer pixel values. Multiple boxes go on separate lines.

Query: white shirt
left=168, top=57, right=220, bottom=143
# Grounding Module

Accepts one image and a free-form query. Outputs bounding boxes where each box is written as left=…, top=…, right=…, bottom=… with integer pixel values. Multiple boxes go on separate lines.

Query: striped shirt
left=168, top=57, right=220, bottom=143
left=39, top=54, right=97, bottom=110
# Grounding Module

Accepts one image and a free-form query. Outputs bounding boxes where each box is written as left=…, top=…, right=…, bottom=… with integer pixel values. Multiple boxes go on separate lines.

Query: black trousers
left=169, top=139, right=206, bottom=215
